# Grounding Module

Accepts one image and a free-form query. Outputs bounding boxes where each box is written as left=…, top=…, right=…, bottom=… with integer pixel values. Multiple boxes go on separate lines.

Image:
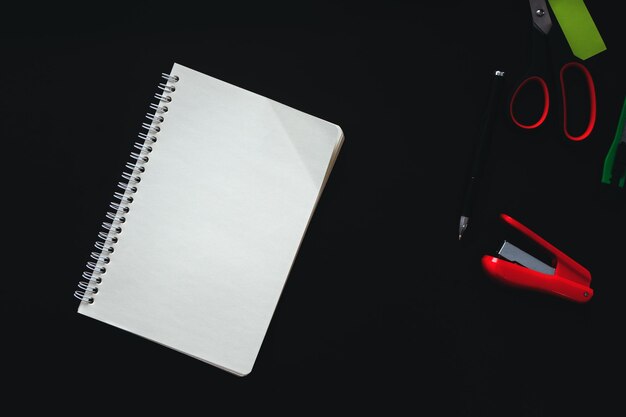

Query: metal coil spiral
left=74, top=72, right=179, bottom=304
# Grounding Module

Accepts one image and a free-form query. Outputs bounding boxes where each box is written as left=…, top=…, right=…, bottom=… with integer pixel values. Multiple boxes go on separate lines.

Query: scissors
left=509, top=0, right=597, bottom=141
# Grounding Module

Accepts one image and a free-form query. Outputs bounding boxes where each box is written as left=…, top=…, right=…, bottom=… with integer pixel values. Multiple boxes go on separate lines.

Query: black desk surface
left=3, top=1, right=624, bottom=414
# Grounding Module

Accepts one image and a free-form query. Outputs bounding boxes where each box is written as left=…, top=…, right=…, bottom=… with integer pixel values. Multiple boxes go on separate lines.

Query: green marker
left=601, top=98, right=626, bottom=189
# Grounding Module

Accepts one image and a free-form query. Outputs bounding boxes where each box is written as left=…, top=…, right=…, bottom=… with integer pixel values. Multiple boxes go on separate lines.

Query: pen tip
left=458, top=216, right=469, bottom=241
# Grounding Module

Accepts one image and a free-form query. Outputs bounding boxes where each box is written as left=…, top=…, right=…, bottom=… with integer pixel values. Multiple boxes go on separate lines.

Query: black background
left=2, top=1, right=624, bottom=414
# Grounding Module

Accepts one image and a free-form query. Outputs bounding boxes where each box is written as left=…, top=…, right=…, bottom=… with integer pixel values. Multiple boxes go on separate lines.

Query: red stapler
left=482, top=214, right=593, bottom=303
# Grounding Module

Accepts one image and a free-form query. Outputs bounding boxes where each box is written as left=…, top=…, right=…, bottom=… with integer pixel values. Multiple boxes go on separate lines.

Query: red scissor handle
left=509, top=75, right=550, bottom=130
left=560, top=61, right=597, bottom=141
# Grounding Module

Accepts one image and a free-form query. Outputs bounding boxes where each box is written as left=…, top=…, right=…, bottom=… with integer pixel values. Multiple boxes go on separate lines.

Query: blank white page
left=78, top=63, right=343, bottom=375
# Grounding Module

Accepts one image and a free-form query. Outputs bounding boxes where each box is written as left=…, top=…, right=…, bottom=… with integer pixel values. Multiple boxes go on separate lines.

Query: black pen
left=458, top=70, right=505, bottom=240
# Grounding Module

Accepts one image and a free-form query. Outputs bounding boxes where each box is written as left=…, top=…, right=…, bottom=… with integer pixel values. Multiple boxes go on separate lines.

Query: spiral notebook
left=75, top=63, right=344, bottom=376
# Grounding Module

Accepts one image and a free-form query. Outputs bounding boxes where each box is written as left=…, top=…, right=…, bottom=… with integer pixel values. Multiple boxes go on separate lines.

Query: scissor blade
left=498, top=241, right=556, bottom=275
left=529, top=0, right=552, bottom=35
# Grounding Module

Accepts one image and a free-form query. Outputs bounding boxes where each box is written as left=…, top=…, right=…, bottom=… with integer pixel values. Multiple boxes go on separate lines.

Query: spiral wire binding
left=74, top=72, right=179, bottom=304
